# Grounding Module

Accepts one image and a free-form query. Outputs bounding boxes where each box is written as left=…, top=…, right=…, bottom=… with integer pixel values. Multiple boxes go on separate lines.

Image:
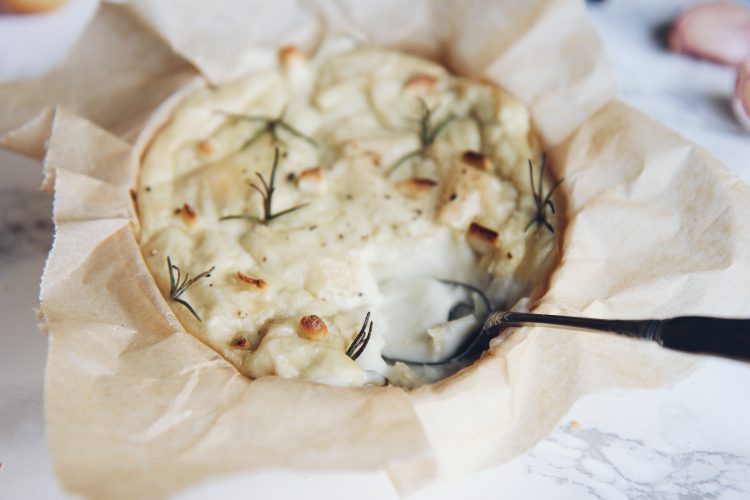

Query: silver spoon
left=382, top=287, right=750, bottom=366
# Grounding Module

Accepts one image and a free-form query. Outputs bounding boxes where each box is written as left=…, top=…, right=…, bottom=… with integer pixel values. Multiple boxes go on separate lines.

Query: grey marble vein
left=524, top=424, right=750, bottom=499
left=0, top=188, right=53, bottom=263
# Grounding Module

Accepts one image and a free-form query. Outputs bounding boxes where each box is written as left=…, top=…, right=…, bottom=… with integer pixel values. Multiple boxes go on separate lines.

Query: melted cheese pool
left=138, top=42, right=559, bottom=388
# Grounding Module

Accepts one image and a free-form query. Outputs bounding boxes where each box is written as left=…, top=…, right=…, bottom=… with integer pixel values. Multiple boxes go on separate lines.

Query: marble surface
left=2, top=1, right=750, bottom=498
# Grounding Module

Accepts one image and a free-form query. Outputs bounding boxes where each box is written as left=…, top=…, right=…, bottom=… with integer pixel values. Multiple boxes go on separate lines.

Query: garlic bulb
left=669, top=2, right=750, bottom=66
left=733, top=62, right=750, bottom=132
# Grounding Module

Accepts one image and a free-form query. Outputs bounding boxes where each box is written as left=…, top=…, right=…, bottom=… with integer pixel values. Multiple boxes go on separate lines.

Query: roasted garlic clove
left=298, top=315, right=329, bottom=341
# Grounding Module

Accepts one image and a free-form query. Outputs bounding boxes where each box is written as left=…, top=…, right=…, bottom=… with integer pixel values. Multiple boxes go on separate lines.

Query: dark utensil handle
left=654, top=317, right=750, bottom=360
left=498, top=313, right=750, bottom=361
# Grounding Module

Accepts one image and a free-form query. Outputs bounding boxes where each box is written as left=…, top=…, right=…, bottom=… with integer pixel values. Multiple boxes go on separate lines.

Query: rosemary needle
left=167, top=256, right=215, bottom=322
left=346, top=312, right=373, bottom=360
left=525, top=156, right=563, bottom=233
left=220, top=107, right=317, bottom=150
left=220, top=146, right=308, bottom=224
left=388, top=98, right=456, bottom=175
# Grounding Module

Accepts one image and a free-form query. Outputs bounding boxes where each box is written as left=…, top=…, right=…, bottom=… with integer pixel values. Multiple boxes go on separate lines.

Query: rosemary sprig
left=220, top=107, right=316, bottom=150
left=167, top=256, right=215, bottom=322
left=525, top=156, right=563, bottom=233
left=388, top=98, right=456, bottom=175
left=220, top=147, right=308, bottom=224
left=346, top=312, right=373, bottom=360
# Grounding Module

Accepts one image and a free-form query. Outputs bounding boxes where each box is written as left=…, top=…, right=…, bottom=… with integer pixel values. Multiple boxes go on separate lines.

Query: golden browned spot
left=230, top=336, right=251, bottom=350
left=237, top=271, right=267, bottom=289
left=298, top=166, right=323, bottom=182
left=365, top=150, right=382, bottom=167
left=298, top=315, right=329, bottom=341
left=396, top=177, right=438, bottom=198
left=182, top=203, right=198, bottom=222
left=461, top=151, right=491, bottom=171
left=180, top=203, right=197, bottom=223
left=129, top=188, right=137, bottom=203
left=467, top=222, right=500, bottom=254
left=405, top=73, right=438, bottom=93
left=196, top=140, right=215, bottom=156
left=569, top=420, right=581, bottom=430
left=297, top=166, right=324, bottom=193
left=279, top=45, right=305, bottom=63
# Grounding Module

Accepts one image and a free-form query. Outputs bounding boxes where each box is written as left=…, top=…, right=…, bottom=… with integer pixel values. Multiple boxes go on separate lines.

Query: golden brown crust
left=404, top=73, right=438, bottom=93
left=298, top=315, right=329, bottom=341
left=230, top=336, right=251, bottom=350
left=364, top=150, right=382, bottom=167
left=236, top=271, right=267, bottom=289
left=467, top=222, right=500, bottom=254
left=396, top=177, right=438, bottom=198
left=298, top=166, right=323, bottom=182
left=196, top=139, right=215, bottom=156
left=174, top=203, right=197, bottom=223
left=279, top=45, right=306, bottom=63
left=461, top=151, right=491, bottom=171
left=297, top=166, right=324, bottom=193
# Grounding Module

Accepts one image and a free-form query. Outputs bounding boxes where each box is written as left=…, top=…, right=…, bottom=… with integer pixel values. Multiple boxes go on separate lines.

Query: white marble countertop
left=1, top=1, right=750, bottom=498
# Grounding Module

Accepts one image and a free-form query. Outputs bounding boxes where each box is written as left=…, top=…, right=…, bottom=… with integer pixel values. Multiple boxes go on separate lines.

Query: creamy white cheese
left=137, top=42, right=559, bottom=388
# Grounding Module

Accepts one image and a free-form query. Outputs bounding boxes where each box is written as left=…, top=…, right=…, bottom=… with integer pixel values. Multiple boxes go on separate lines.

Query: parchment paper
left=2, top=1, right=749, bottom=498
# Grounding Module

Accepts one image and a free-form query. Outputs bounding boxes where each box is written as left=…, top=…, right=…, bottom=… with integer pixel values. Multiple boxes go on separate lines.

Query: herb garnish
left=346, top=312, right=373, bottom=360
left=525, top=156, right=563, bottom=233
left=221, top=107, right=316, bottom=150
left=220, top=147, right=308, bottom=224
left=166, top=256, right=215, bottom=321
left=388, top=98, right=456, bottom=175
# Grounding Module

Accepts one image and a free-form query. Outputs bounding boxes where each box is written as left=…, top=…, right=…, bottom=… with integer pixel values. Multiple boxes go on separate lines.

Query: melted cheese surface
left=138, top=42, right=558, bottom=387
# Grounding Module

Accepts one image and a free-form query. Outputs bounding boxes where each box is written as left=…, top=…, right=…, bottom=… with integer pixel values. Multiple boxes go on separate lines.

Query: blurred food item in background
left=669, top=2, right=750, bottom=66
left=0, top=0, right=96, bottom=82
left=669, top=1, right=750, bottom=134
left=0, top=0, right=68, bottom=14
left=734, top=62, right=750, bottom=131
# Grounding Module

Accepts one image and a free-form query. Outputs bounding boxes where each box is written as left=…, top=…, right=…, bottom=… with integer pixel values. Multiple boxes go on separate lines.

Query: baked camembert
left=138, top=41, right=560, bottom=388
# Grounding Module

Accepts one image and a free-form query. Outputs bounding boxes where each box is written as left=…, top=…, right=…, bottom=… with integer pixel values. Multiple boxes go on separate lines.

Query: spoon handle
left=651, top=316, right=750, bottom=359
left=495, top=313, right=750, bottom=360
